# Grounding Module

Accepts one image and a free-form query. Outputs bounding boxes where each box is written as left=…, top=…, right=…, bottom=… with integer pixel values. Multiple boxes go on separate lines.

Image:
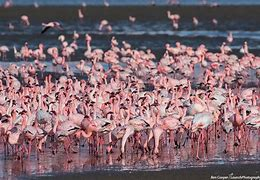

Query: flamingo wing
left=41, top=26, right=51, bottom=34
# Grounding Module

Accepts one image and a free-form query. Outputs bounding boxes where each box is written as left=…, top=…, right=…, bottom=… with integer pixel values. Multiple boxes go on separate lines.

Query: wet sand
left=27, top=163, right=260, bottom=180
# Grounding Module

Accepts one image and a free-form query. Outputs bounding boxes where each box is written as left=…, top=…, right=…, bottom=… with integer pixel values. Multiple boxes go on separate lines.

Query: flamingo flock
left=0, top=5, right=260, bottom=165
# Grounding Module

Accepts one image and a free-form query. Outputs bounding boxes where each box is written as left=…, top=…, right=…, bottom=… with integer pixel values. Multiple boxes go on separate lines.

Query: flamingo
left=227, top=32, right=233, bottom=44
left=191, top=112, right=215, bottom=159
left=104, top=0, right=109, bottom=7
left=21, top=15, right=30, bottom=26
left=240, top=41, right=249, bottom=55
left=0, top=45, right=9, bottom=60
left=76, top=60, right=91, bottom=75
left=192, top=17, right=199, bottom=27
left=55, top=120, right=80, bottom=162
left=221, top=105, right=234, bottom=152
left=0, top=115, right=12, bottom=155
left=129, top=16, right=136, bottom=23
left=34, top=1, right=39, bottom=8
left=99, top=20, right=112, bottom=32
left=212, top=18, right=218, bottom=26
left=41, top=22, right=63, bottom=34
left=23, top=125, right=37, bottom=156
left=78, top=9, right=84, bottom=19
left=8, top=23, right=14, bottom=30
left=153, top=115, right=181, bottom=154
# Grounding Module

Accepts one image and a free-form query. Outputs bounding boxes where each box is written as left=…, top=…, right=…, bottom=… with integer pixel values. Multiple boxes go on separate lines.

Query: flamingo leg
left=133, top=132, right=141, bottom=154
left=106, top=132, right=113, bottom=154
left=204, top=129, right=208, bottom=154
left=233, top=127, right=237, bottom=146
left=257, top=129, right=260, bottom=152
left=143, top=130, right=153, bottom=153
left=196, top=131, right=202, bottom=159
left=28, top=140, right=32, bottom=157
left=120, top=126, right=134, bottom=157
left=99, top=136, right=104, bottom=154
left=245, top=128, right=250, bottom=150
left=153, top=126, right=164, bottom=155
left=3, top=137, right=7, bottom=157
left=64, top=137, right=72, bottom=163
left=214, top=123, right=217, bottom=141
left=224, top=133, right=228, bottom=153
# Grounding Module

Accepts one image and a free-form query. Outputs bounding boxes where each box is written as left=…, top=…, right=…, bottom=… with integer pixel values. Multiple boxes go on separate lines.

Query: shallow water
left=1, top=129, right=260, bottom=179
left=1, top=5, right=260, bottom=61
left=2, top=0, right=260, bottom=6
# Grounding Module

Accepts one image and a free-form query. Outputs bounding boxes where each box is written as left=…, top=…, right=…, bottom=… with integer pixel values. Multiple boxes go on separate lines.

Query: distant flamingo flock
left=0, top=3, right=260, bottom=163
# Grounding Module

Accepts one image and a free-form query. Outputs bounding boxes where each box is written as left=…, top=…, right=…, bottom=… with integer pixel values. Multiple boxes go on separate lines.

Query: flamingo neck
left=224, top=106, right=228, bottom=122
left=21, top=116, right=27, bottom=130
left=242, top=107, right=247, bottom=121
left=6, top=100, right=13, bottom=115
left=180, top=107, right=187, bottom=122
left=195, top=95, right=206, bottom=108
left=252, top=93, right=257, bottom=106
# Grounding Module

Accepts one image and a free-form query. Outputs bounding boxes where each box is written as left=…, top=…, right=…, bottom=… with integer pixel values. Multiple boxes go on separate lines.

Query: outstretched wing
left=41, top=26, right=51, bottom=34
